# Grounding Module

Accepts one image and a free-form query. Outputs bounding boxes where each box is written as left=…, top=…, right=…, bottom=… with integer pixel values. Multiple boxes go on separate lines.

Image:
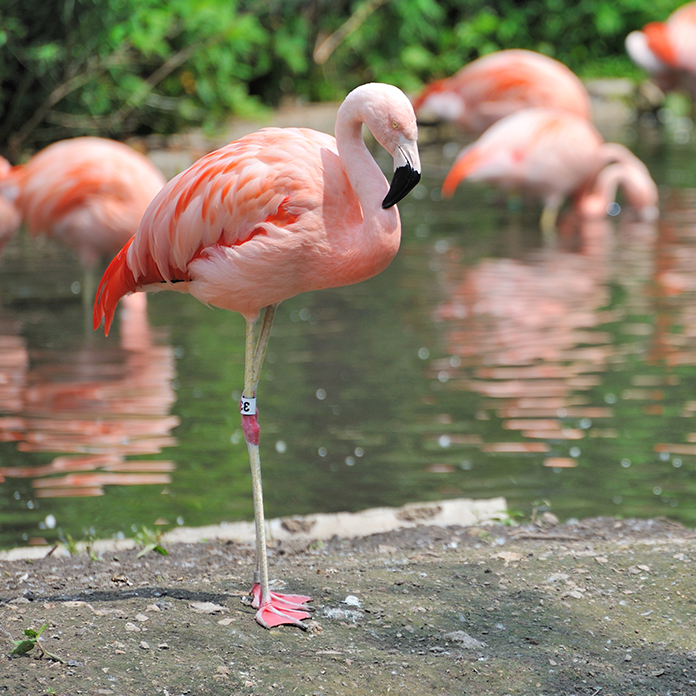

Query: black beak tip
left=382, top=165, right=421, bottom=209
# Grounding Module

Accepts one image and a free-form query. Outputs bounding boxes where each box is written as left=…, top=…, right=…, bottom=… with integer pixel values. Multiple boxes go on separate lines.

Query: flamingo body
left=626, top=3, right=696, bottom=95
left=442, top=108, right=657, bottom=227
left=94, top=83, right=421, bottom=629
left=413, top=49, right=592, bottom=135
left=98, top=127, right=398, bottom=331
left=6, top=137, right=166, bottom=268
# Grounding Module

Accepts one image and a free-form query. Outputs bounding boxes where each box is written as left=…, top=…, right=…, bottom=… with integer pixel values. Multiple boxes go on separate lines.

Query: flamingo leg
left=241, top=304, right=311, bottom=630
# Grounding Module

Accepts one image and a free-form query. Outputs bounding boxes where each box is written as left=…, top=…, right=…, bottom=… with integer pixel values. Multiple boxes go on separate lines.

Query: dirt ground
left=2, top=516, right=696, bottom=696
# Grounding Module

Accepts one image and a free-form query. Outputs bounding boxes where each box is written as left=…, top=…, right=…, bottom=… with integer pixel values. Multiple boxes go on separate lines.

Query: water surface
left=2, top=124, right=696, bottom=549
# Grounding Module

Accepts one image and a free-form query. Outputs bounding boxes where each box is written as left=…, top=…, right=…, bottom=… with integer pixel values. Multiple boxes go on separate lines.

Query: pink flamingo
left=441, top=107, right=658, bottom=230
left=93, top=83, right=421, bottom=629
left=0, top=157, right=20, bottom=254
left=626, top=2, right=696, bottom=97
left=0, top=137, right=166, bottom=309
left=412, top=49, right=592, bottom=135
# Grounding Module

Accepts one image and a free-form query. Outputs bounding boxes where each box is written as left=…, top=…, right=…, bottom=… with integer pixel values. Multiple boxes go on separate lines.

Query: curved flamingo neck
left=576, top=169, right=619, bottom=218
left=334, top=92, right=394, bottom=226
left=597, top=142, right=645, bottom=169
left=576, top=162, right=657, bottom=220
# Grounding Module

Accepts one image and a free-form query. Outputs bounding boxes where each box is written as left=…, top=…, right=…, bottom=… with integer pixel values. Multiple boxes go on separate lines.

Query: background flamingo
left=0, top=157, right=20, bottom=255
left=93, top=82, right=421, bottom=629
left=441, top=107, right=658, bottom=230
left=412, top=49, right=592, bottom=135
left=0, top=137, right=166, bottom=315
left=626, top=2, right=696, bottom=97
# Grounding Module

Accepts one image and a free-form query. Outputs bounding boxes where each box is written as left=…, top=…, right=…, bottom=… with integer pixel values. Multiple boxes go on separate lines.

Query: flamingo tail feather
left=93, top=237, right=139, bottom=335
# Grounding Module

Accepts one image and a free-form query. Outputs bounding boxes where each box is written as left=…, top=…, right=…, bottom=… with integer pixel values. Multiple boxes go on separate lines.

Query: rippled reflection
left=0, top=293, right=178, bottom=498
left=431, top=218, right=613, bottom=464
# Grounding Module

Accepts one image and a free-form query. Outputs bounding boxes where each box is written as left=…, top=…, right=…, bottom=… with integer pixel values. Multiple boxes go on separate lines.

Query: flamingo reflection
left=651, top=188, right=696, bottom=367
left=431, top=215, right=657, bottom=465
left=0, top=293, right=179, bottom=497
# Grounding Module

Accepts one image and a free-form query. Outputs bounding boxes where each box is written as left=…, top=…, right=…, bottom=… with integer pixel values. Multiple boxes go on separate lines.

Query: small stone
left=138, top=641, right=150, bottom=650
left=444, top=631, right=487, bottom=649
left=492, top=551, right=523, bottom=564
left=189, top=601, right=227, bottom=614
left=342, top=595, right=362, bottom=608
left=111, top=575, right=132, bottom=586
left=135, top=613, right=149, bottom=622
left=124, top=622, right=141, bottom=633
left=322, top=607, right=363, bottom=623
left=538, top=511, right=559, bottom=528
left=306, top=620, right=323, bottom=634
left=217, top=617, right=235, bottom=626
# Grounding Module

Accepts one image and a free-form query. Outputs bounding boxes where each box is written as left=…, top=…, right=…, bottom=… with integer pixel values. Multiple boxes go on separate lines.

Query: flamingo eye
left=391, top=120, right=400, bottom=130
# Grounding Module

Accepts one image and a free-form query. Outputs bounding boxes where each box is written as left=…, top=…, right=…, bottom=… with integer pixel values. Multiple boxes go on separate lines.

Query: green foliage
left=58, top=532, right=78, bottom=557
left=0, top=0, right=269, bottom=158
left=330, top=0, right=686, bottom=90
left=134, top=526, right=169, bottom=557
left=58, top=530, right=99, bottom=560
left=0, top=0, right=687, bottom=156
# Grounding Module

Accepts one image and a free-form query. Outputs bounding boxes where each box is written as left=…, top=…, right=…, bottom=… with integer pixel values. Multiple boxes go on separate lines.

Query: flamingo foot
left=249, top=582, right=312, bottom=629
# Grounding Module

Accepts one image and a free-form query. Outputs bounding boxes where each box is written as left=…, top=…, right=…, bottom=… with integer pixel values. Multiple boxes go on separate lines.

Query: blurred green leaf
left=10, top=639, right=35, bottom=655
left=596, top=4, right=623, bottom=36
left=0, top=0, right=688, bottom=157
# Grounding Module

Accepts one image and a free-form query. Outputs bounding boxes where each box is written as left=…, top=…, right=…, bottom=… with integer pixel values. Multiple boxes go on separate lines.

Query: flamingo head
left=341, top=83, right=422, bottom=208
left=625, top=29, right=671, bottom=74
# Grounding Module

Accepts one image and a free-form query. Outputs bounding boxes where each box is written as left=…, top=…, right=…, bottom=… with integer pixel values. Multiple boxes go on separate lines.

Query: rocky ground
left=2, top=516, right=696, bottom=696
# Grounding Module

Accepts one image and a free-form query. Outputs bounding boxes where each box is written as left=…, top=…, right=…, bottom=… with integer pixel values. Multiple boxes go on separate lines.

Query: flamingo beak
left=382, top=138, right=421, bottom=209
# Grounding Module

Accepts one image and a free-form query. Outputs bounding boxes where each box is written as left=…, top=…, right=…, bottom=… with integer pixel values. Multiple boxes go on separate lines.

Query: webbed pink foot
left=250, top=582, right=312, bottom=629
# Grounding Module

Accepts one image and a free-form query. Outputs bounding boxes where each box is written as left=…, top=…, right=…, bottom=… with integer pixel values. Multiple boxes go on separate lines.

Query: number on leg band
left=240, top=396, right=257, bottom=415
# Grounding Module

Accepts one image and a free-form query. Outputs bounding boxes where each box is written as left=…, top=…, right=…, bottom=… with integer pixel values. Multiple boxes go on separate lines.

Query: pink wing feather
left=95, top=127, right=357, bottom=333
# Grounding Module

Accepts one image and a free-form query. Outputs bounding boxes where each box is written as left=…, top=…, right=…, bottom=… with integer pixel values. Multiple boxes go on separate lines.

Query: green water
left=2, top=129, right=696, bottom=549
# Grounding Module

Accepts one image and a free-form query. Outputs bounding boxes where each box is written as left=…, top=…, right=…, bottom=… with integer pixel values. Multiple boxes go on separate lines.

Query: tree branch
left=313, top=0, right=390, bottom=65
